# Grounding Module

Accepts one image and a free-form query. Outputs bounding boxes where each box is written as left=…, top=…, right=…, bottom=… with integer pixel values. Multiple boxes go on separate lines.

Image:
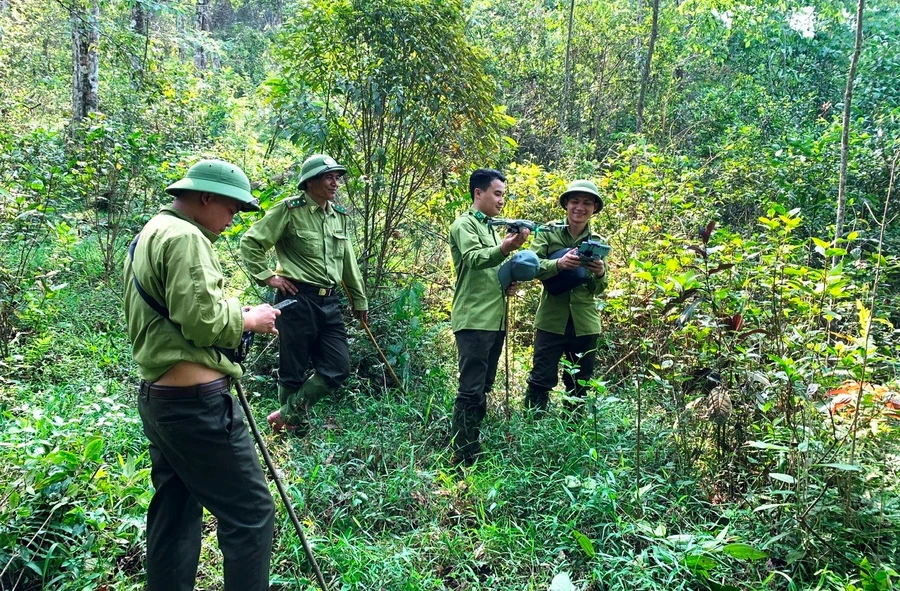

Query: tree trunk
left=635, top=0, right=659, bottom=135
left=132, top=2, right=147, bottom=35
left=560, top=0, right=575, bottom=141
left=833, top=0, right=866, bottom=267
left=195, top=0, right=212, bottom=70
left=71, top=0, right=100, bottom=122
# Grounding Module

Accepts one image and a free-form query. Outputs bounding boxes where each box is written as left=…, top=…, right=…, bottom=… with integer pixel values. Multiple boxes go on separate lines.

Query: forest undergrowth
left=1, top=227, right=898, bottom=590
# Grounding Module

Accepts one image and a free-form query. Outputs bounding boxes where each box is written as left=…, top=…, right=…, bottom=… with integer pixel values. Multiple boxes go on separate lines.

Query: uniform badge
left=286, top=197, right=307, bottom=209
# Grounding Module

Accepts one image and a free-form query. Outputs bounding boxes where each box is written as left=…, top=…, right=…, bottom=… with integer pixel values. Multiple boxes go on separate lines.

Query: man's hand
left=499, top=228, right=531, bottom=255
left=265, top=275, right=298, bottom=296
left=243, top=304, right=281, bottom=335
left=585, top=259, right=606, bottom=277
left=556, top=248, right=581, bottom=270
left=354, top=309, right=369, bottom=326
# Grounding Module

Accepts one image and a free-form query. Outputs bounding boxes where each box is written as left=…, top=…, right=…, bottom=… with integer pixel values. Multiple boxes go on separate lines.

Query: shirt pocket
left=291, top=228, right=323, bottom=257
left=331, top=232, right=348, bottom=257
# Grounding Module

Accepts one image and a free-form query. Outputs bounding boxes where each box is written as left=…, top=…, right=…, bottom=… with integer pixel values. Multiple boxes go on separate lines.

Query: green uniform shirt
left=532, top=220, right=608, bottom=336
left=124, top=206, right=244, bottom=382
left=449, top=207, right=509, bottom=332
left=240, top=196, right=368, bottom=311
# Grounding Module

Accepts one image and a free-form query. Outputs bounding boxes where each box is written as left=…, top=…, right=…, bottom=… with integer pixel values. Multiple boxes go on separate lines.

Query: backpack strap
left=129, top=234, right=170, bottom=319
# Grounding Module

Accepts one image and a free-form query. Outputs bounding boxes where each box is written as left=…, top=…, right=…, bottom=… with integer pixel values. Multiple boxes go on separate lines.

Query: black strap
left=128, top=233, right=243, bottom=364
left=129, top=234, right=170, bottom=319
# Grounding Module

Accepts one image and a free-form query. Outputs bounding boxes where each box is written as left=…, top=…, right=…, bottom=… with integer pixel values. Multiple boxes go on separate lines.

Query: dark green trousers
left=525, top=316, right=598, bottom=410
left=451, top=329, right=505, bottom=459
left=276, top=286, right=350, bottom=423
left=138, top=379, right=274, bottom=591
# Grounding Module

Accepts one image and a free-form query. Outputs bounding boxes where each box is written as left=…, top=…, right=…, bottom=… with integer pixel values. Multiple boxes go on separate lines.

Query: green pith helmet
left=558, top=179, right=603, bottom=213
left=165, top=159, right=260, bottom=212
left=298, top=154, right=347, bottom=190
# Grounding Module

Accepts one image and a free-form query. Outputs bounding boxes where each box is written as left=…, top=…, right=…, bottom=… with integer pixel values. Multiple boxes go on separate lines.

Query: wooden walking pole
left=341, top=281, right=407, bottom=395
left=234, top=380, right=330, bottom=591
left=503, top=295, right=511, bottom=423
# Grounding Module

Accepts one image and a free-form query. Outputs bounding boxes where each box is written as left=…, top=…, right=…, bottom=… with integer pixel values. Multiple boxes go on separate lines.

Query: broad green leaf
left=753, top=503, right=791, bottom=512
left=722, top=543, right=768, bottom=560
left=572, top=529, right=596, bottom=558
left=84, top=436, right=104, bottom=463
left=683, top=553, right=717, bottom=572
left=746, top=441, right=789, bottom=451
left=814, top=463, right=861, bottom=472
left=768, top=472, right=796, bottom=484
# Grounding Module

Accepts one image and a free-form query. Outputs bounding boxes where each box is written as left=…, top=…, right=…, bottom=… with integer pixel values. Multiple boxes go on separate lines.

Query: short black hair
left=469, top=168, right=506, bottom=201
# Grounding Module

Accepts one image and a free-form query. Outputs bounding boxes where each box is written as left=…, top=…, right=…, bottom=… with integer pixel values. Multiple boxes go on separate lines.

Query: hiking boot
left=451, top=451, right=478, bottom=468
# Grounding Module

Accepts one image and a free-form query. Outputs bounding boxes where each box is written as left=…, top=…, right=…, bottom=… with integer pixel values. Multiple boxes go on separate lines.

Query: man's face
left=197, top=193, right=241, bottom=235
left=564, top=193, right=597, bottom=226
left=305, top=171, right=343, bottom=203
left=473, top=179, right=506, bottom=218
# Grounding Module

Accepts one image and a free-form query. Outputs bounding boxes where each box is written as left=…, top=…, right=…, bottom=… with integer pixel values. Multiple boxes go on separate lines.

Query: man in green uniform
left=124, top=159, right=281, bottom=591
left=449, top=168, right=531, bottom=466
left=525, top=179, right=608, bottom=411
left=240, top=154, right=368, bottom=433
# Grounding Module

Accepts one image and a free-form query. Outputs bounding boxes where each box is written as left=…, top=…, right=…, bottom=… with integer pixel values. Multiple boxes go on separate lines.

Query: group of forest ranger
left=123, top=156, right=608, bottom=590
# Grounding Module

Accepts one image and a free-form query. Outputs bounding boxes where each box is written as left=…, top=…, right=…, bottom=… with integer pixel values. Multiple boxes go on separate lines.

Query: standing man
left=525, top=180, right=608, bottom=412
left=449, top=168, right=531, bottom=466
left=124, top=159, right=280, bottom=591
left=240, top=153, right=368, bottom=434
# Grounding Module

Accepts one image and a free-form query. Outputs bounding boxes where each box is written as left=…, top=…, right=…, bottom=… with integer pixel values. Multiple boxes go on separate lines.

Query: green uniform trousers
left=137, top=378, right=274, bottom=591
left=525, top=315, right=598, bottom=409
left=275, top=282, right=351, bottom=424
left=451, top=329, right=505, bottom=459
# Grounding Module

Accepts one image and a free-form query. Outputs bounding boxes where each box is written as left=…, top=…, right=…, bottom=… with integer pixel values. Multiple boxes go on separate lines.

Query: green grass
left=1, top=251, right=899, bottom=591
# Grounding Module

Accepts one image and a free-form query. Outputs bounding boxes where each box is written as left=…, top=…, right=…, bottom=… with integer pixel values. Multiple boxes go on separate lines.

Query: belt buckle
left=318, top=287, right=327, bottom=297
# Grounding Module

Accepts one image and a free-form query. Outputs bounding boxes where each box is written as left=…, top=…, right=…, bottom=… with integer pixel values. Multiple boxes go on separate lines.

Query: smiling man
left=525, top=179, right=608, bottom=412
left=240, top=154, right=368, bottom=435
left=448, top=168, right=531, bottom=466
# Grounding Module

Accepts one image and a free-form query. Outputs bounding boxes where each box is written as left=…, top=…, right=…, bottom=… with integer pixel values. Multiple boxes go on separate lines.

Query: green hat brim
left=559, top=190, right=603, bottom=213
left=298, top=164, right=348, bottom=190
left=166, top=178, right=260, bottom=212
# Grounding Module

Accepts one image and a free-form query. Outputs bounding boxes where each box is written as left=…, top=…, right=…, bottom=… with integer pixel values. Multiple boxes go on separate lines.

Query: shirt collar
left=303, top=194, right=335, bottom=216
left=468, top=206, right=490, bottom=223
left=160, top=205, right=220, bottom=243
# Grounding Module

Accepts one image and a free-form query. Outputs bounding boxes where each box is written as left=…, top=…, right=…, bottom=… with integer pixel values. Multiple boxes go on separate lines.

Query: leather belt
left=140, top=376, right=231, bottom=399
left=290, top=280, right=337, bottom=297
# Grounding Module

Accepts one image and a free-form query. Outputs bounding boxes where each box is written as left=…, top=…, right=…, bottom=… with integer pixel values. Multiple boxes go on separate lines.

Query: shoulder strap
left=129, top=234, right=170, bottom=320
left=129, top=233, right=240, bottom=363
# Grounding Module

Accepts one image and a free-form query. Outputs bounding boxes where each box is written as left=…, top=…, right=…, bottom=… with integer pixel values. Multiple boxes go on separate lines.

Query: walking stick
left=503, top=295, right=511, bottom=423
left=341, top=281, right=406, bottom=395
left=234, top=380, right=330, bottom=591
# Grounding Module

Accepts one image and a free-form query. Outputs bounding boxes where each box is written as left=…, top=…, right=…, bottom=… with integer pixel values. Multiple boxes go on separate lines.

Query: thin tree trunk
left=71, top=0, right=100, bottom=122
left=195, top=0, right=212, bottom=70
left=131, top=2, right=149, bottom=79
left=132, top=2, right=147, bottom=35
left=832, top=0, right=866, bottom=267
left=560, top=0, right=575, bottom=140
left=635, top=0, right=659, bottom=134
